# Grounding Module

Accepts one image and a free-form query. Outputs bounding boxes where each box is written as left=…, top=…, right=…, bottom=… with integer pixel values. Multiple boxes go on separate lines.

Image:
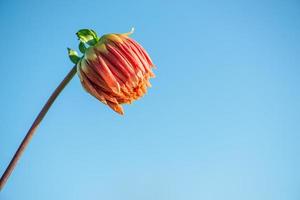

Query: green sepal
left=67, top=48, right=80, bottom=64
left=79, top=42, right=87, bottom=54
left=76, top=29, right=99, bottom=46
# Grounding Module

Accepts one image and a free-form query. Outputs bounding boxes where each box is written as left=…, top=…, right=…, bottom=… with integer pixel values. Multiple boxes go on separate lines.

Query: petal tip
left=124, top=27, right=135, bottom=36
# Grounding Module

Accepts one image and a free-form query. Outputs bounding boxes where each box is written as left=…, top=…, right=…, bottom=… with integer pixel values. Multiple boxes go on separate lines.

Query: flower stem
left=0, top=66, right=77, bottom=191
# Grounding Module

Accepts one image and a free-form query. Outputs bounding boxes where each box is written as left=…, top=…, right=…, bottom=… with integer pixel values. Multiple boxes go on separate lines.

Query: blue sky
left=0, top=0, right=300, bottom=199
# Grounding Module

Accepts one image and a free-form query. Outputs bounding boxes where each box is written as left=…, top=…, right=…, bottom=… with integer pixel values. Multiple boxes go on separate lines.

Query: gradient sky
left=0, top=0, right=300, bottom=199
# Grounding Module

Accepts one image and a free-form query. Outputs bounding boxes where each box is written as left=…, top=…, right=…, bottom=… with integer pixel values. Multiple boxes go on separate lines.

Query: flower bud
left=68, top=28, right=155, bottom=115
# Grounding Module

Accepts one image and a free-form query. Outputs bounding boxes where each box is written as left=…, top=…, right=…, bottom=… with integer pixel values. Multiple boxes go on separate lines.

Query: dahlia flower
left=68, top=28, right=155, bottom=114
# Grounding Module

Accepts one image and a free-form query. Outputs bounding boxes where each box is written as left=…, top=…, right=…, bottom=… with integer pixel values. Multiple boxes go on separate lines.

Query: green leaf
left=76, top=29, right=99, bottom=46
left=90, top=29, right=98, bottom=39
left=79, top=42, right=87, bottom=54
left=67, top=48, right=80, bottom=64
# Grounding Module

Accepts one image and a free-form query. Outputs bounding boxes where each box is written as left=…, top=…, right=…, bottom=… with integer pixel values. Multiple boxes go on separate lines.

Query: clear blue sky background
left=0, top=0, right=299, bottom=199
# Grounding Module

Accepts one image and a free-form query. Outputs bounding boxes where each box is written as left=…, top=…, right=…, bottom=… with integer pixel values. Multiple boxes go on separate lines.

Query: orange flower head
left=68, top=28, right=155, bottom=115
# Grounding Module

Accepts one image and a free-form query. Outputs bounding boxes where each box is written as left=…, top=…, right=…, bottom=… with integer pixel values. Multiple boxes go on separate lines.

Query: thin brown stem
left=0, top=66, right=77, bottom=191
